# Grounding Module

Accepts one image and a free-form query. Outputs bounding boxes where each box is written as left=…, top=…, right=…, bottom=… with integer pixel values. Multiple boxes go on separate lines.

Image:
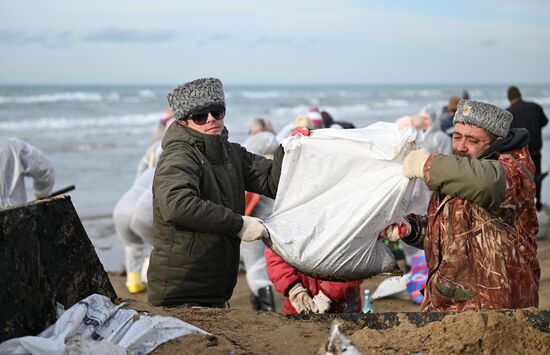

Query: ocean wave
left=269, top=104, right=311, bottom=118
left=0, top=91, right=106, bottom=104
left=532, top=96, right=550, bottom=106
left=107, top=92, right=120, bottom=100
left=379, top=99, right=410, bottom=108
left=239, top=91, right=283, bottom=99
left=138, top=89, right=155, bottom=98
left=397, top=89, right=442, bottom=97
left=337, top=90, right=368, bottom=98
left=0, top=112, right=163, bottom=130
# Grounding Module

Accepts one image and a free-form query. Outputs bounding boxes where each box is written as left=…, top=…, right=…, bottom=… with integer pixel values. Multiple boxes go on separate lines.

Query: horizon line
left=0, top=82, right=549, bottom=87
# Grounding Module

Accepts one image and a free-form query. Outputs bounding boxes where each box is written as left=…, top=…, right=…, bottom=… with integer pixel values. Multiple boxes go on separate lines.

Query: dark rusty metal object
left=0, top=196, right=116, bottom=342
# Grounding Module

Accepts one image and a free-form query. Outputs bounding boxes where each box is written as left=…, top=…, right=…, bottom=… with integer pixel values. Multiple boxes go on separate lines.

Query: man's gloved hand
left=289, top=128, right=310, bottom=137
left=312, top=291, right=332, bottom=314
left=238, top=216, right=269, bottom=242
left=403, top=149, right=430, bottom=179
left=289, top=283, right=317, bottom=314
left=379, top=219, right=411, bottom=242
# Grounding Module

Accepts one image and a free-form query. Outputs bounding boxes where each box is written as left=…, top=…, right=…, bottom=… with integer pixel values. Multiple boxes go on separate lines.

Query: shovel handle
left=44, top=185, right=76, bottom=198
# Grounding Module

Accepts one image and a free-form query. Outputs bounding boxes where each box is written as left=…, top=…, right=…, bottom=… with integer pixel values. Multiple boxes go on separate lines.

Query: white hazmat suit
left=113, top=168, right=154, bottom=277
left=0, top=137, right=55, bottom=208
left=241, top=131, right=279, bottom=296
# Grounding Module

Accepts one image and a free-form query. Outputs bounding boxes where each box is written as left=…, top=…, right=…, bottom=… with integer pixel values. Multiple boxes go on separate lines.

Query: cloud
left=0, top=30, right=76, bottom=48
left=0, top=28, right=176, bottom=47
left=0, top=30, right=23, bottom=45
left=82, top=28, right=176, bottom=43
left=196, top=34, right=234, bottom=47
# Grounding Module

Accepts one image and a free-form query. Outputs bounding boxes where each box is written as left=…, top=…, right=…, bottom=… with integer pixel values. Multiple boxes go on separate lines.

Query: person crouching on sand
left=265, top=247, right=362, bottom=315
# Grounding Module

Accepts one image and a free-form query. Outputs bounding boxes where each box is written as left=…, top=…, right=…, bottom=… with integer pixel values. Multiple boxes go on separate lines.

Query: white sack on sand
left=0, top=294, right=208, bottom=355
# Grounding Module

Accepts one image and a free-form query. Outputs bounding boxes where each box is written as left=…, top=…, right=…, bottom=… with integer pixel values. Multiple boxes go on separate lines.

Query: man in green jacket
left=148, top=78, right=282, bottom=307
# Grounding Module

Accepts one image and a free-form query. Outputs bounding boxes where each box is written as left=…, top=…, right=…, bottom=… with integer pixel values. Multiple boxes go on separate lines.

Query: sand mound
left=124, top=300, right=550, bottom=354
left=127, top=300, right=331, bottom=354
left=350, top=310, right=550, bottom=354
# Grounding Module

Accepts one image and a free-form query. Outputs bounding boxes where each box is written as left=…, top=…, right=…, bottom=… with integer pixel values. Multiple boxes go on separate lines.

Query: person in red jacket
left=265, top=247, right=362, bottom=314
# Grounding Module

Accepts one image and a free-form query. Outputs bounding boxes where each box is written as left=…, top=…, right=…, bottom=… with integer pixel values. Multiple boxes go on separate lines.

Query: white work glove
left=312, top=291, right=332, bottom=314
left=289, top=283, right=317, bottom=314
left=238, top=216, right=269, bottom=242
left=379, top=219, right=412, bottom=242
left=403, top=149, right=430, bottom=179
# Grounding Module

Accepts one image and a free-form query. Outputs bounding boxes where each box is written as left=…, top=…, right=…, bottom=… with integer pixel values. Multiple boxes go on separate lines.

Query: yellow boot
left=126, top=272, right=146, bottom=294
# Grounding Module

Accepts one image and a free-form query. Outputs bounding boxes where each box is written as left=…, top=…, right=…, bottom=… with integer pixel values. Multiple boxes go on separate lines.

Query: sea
left=2, top=84, right=550, bottom=221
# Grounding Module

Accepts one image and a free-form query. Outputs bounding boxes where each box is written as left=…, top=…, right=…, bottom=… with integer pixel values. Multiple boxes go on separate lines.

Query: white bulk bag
left=265, top=122, right=417, bottom=280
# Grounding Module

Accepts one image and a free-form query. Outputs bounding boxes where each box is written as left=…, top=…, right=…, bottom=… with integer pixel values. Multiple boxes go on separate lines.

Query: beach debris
left=371, top=275, right=408, bottom=300
left=320, top=321, right=361, bottom=355
left=0, top=196, right=116, bottom=342
left=0, top=294, right=209, bottom=355
left=362, top=289, right=373, bottom=314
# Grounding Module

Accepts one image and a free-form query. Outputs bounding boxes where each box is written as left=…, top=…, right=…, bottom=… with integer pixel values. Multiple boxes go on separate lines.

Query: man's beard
left=452, top=149, right=471, bottom=158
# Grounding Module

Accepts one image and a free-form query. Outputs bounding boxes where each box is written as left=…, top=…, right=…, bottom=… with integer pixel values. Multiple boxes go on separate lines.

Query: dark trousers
left=531, top=152, right=543, bottom=211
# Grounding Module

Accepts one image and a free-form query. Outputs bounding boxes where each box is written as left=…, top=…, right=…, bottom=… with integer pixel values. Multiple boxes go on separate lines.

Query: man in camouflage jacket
left=381, top=99, right=540, bottom=311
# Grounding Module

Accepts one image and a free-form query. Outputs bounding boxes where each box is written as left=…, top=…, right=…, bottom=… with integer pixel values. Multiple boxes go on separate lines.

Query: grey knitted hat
left=167, top=78, right=225, bottom=120
left=453, top=99, right=513, bottom=137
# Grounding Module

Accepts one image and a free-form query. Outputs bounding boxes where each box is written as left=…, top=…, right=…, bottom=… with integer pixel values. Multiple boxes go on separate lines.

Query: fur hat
left=167, top=78, right=225, bottom=120
left=453, top=99, right=512, bottom=137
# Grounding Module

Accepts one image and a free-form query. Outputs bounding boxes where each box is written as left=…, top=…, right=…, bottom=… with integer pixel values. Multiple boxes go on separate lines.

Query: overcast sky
left=1, top=0, right=549, bottom=85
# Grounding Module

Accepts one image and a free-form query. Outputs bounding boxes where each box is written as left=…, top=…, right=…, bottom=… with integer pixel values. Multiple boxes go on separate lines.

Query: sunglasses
left=188, top=108, right=225, bottom=125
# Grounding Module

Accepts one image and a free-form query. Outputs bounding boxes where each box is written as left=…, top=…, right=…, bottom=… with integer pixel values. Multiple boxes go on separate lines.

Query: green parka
left=148, top=123, right=282, bottom=306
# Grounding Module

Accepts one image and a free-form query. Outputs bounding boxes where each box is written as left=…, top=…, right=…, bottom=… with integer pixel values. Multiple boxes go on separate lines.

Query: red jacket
left=265, top=247, right=362, bottom=314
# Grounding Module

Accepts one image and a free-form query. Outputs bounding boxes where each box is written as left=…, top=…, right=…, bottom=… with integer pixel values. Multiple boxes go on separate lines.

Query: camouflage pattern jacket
left=403, top=129, right=540, bottom=311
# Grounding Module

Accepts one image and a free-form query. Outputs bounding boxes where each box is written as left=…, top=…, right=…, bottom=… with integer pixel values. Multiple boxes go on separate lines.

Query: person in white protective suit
left=113, top=115, right=174, bottom=294
left=113, top=168, right=155, bottom=294
left=407, top=105, right=452, bottom=215
left=241, top=118, right=280, bottom=311
left=0, top=137, right=55, bottom=209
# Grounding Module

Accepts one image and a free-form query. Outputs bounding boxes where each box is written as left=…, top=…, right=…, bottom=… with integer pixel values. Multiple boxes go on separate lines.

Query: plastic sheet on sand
left=0, top=294, right=208, bottom=355
left=265, top=122, right=417, bottom=280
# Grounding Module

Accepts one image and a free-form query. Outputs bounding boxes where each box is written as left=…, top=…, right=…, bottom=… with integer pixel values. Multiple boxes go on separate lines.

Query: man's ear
left=178, top=119, right=188, bottom=127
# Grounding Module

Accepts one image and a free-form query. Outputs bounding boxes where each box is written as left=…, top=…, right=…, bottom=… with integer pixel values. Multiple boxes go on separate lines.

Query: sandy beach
left=3, top=0, right=550, bottom=351
left=79, top=210, right=550, bottom=353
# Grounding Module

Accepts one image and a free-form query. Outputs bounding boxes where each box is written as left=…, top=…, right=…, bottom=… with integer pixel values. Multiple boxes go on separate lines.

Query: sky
left=0, top=0, right=549, bottom=85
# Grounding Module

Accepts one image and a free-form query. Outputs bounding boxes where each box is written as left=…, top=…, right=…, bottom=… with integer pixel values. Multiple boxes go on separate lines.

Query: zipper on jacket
left=190, top=142, right=205, bottom=165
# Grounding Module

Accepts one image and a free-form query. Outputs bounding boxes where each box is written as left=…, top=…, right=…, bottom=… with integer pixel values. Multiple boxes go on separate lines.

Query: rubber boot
left=250, top=292, right=261, bottom=311
left=257, top=286, right=276, bottom=312
left=126, top=271, right=146, bottom=294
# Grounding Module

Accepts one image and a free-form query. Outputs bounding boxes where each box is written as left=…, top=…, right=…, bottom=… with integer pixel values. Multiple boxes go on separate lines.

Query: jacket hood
left=481, top=128, right=530, bottom=159
left=161, top=122, right=229, bottom=164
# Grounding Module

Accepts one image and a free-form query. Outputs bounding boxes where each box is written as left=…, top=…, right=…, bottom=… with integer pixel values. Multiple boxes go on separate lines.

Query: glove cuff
left=289, top=283, right=307, bottom=298
left=315, top=290, right=332, bottom=304
left=237, top=216, right=250, bottom=238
